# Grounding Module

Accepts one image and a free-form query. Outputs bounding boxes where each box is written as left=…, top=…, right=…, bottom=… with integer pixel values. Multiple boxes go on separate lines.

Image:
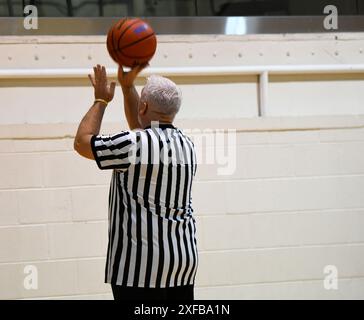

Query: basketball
left=107, top=18, right=157, bottom=67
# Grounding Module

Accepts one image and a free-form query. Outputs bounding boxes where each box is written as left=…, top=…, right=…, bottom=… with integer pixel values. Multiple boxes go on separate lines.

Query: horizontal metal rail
left=1, top=65, right=364, bottom=79
left=1, top=64, right=363, bottom=117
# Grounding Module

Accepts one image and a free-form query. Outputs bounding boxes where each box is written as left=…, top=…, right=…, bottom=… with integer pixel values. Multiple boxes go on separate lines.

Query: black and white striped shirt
left=91, top=123, right=198, bottom=288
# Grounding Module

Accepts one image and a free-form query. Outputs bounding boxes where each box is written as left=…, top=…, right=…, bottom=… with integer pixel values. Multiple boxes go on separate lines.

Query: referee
left=74, top=64, right=198, bottom=301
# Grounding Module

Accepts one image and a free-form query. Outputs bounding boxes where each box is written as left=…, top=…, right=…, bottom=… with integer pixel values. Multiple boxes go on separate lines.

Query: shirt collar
left=144, top=123, right=176, bottom=130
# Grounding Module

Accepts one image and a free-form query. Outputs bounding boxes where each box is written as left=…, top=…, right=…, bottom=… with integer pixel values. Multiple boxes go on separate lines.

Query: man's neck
left=144, top=121, right=175, bottom=130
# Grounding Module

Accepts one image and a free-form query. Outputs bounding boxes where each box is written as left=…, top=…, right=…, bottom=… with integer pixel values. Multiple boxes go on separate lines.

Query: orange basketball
left=107, top=18, right=157, bottom=67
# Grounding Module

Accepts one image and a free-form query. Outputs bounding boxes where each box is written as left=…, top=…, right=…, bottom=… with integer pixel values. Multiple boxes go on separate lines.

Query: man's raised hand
left=88, top=64, right=116, bottom=103
left=118, top=63, right=149, bottom=89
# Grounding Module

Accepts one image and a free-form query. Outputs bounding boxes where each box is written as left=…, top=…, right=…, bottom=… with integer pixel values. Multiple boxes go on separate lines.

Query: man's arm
left=74, top=101, right=107, bottom=159
left=122, top=85, right=141, bottom=130
left=118, top=64, right=148, bottom=130
left=74, top=64, right=116, bottom=159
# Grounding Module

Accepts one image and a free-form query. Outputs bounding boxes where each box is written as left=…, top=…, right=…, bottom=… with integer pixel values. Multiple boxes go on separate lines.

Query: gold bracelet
left=94, top=98, right=109, bottom=106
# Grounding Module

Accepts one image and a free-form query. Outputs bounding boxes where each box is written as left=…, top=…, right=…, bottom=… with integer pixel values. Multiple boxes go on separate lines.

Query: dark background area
left=1, top=0, right=364, bottom=17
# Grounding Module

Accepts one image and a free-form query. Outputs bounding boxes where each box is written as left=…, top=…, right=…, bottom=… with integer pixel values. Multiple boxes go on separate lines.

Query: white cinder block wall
left=1, top=33, right=364, bottom=299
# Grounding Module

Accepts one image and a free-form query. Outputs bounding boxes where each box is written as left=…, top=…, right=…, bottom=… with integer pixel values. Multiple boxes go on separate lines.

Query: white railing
left=1, top=64, right=364, bottom=116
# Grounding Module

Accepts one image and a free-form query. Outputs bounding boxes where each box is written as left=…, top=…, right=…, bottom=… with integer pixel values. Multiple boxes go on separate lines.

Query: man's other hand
left=88, top=64, right=116, bottom=103
left=118, top=63, right=149, bottom=89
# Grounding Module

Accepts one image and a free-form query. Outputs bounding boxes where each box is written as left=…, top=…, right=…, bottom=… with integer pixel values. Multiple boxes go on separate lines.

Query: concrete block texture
left=1, top=33, right=364, bottom=299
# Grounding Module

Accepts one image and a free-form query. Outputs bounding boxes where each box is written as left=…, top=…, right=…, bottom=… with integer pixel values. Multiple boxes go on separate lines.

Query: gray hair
left=142, top=75, right=182, bottom=116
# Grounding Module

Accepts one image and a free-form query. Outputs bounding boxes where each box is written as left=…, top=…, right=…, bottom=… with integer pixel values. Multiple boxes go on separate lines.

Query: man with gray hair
left=74, top=64, right=198, bottom=301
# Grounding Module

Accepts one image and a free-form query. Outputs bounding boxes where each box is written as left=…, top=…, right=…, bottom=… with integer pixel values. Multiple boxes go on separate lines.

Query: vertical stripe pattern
left=90, top=124, right=198, bottom=288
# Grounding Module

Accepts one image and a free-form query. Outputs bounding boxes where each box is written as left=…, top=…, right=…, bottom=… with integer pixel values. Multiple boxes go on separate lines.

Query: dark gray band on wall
left=0, top=16, right=364, bottom=35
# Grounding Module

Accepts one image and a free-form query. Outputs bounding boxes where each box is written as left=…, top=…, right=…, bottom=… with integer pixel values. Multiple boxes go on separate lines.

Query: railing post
left=258, top=71, right=268, bottom=117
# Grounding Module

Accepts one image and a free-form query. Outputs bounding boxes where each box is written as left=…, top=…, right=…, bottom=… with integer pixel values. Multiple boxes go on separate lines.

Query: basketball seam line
left=119, top=32, right=155, bottom=52
left=112, top=18, right=127, bottom=56
left=117, top=18, right=127, bottom=30
left=117, top=50, right=156, bottom=60
left=108, top=20, right=126, bottom=61
left=117, top=20, right=143, bottom=49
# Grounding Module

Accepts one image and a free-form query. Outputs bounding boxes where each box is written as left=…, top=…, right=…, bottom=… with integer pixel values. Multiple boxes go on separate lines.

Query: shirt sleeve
left=90, top=131, right=136, bottom=171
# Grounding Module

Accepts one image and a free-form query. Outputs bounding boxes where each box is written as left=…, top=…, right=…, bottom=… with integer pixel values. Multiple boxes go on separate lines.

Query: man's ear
left=139, top=101, right=148, bottom=115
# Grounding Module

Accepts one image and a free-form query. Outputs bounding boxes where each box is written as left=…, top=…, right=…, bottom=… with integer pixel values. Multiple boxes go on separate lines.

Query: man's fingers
left=137, top=62, right=149, bottom=71
left=109, top=81, right=116, bottom=95
left=117, top=68, right=122, bottom=82
left=131, top=62, right=149, bottom=76
left=118, top=66, right=122, bottom=75
left=95, top=64, right=102, bottom=81
left=93, top=66, right=98, bottom=83
left=139, top=62, right=150, bottom=70
left=88, top=74, right=96, bottom=87
left=119, top=65, right=125, bottom=74
left=93, top=64, right=109, bottom=85
left=101, top=66, right=107, bottom=83
left=118, top=65, right=126, bottom=82
left=134, top=63, right=145, bottom=73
